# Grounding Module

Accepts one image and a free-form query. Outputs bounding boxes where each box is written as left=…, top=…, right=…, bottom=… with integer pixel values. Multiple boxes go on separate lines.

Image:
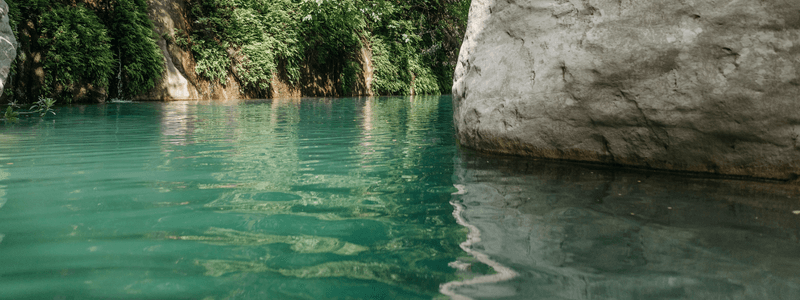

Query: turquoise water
left=0, top=96, right=477, bottom=299
left=2, top=96, right=800, bottom=300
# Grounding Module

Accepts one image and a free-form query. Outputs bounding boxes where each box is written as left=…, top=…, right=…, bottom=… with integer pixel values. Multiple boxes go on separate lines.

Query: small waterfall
left=115, top=49, right=123, bottom=100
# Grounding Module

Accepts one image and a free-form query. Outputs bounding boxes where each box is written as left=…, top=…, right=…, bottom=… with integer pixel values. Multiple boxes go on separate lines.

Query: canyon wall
left=452, top=0, right=800, bottom=180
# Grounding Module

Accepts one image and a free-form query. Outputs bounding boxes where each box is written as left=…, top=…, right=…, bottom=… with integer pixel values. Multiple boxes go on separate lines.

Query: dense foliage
left=3, top=0, right=469, bottom=103
left=38, top=5, right=116, bottom=96
left=110, top=0, right=165, bottom=97
left=182, top=0, right=469, bottom=95
left=5, top=0, right=164, bottom=102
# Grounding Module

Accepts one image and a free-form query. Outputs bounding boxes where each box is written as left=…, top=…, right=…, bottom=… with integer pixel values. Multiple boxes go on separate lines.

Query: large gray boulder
left=453, top=0, right=800, bottom=180
left=0, top=0, right=16, bottom=95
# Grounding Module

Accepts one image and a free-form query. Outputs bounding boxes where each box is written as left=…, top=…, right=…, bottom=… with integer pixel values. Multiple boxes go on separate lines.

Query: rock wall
left=0, top=0, right=16, bottom=95
left=138, top=0, right=210, bottom=100
left=452, top=0, right=800, bottom=180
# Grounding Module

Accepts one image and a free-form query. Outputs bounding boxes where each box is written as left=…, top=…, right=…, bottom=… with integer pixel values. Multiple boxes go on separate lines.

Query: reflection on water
left=0, top=96, right=484, bottom=300
left=450, top=151, right=800, bottom=299
left=441, top=191, right=518, bottom=300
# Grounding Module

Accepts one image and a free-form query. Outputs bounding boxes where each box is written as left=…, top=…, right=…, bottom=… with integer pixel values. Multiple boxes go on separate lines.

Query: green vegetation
left=29, top=96, right=57, bottom=117
left=38, top=5, right=116, bottom=98
left=1, top=97, right=56, bottom=123
left=186, top=0, right=469, bottom=95
left=5, top=0, right=164, bottom=103
left=109, top=0, right=165, bottom=97
left=3, top=106, right=19, bottom=123
left=3, top=0, right=469, bottom=102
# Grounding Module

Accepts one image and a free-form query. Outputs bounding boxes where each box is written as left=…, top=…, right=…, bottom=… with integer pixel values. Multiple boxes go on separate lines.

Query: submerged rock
left=0, top=0, right=15, bottom=94
left=453, top=0, right=800, bottom=180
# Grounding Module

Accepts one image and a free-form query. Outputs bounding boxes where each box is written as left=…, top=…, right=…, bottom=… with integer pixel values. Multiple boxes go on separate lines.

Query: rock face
left=452, top=0, right=800, bottom=180
left=0, top=0, right=16, bottom=95
left=140, top=0, right=204, bottom=100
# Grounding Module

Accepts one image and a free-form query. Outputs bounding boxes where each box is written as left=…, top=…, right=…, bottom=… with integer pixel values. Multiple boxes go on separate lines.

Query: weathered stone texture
left=0, top=0, right=16, bottom=95
left=453, top=0, right=800, bottom=180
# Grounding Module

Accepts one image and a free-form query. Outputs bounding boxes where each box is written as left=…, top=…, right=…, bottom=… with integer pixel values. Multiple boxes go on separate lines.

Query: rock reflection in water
left=449, top=151, right=800, bottom=299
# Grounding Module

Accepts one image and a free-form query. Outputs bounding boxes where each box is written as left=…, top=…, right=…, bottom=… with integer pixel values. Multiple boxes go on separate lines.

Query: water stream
left=0, top=96, right=798, bottom=299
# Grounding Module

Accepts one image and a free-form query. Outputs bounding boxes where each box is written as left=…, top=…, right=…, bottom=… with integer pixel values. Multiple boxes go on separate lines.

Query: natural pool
left=1, top=96, right=799, bottom=300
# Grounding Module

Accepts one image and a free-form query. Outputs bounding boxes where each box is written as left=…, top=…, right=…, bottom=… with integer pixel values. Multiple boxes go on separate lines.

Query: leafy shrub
left=371, top=35, right=409, bottom=95
left=184, top=0, right=467, bottom=96
left=173, top=28, right=190, bottom=49
left=192, top=38, right=231, bottom=85
left=30, top=96, right=57, bottom=117
left=3, top=106, right=19, bottom=123
left=6, top=0, right=166, bottom=102
left=187, top=0, right=303, bottom=88
left=236, top=42, right=277, bottom=90
left=38, top=4, right=115, bottom=100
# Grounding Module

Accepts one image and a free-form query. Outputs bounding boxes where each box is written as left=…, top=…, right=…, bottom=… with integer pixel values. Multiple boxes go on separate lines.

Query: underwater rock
left=453, top=0, right=800, bottom=180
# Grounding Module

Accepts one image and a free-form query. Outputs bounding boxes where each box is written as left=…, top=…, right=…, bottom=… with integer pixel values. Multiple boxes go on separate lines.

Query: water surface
left=0, top=97, right=476, bottom=299
left=1, top=96, right=799, bottom=300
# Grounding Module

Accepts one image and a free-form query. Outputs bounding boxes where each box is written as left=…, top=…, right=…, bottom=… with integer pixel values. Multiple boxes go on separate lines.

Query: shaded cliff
left=453, top=0, right=800, bottom=180
left=0, top=0, right=15, bottom=95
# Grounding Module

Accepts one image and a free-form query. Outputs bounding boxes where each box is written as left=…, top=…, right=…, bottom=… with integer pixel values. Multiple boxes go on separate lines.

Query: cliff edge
left=453, top=0, right=800, bottom=180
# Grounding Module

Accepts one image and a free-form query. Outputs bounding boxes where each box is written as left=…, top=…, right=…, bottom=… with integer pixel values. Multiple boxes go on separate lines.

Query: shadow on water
left=447, top=150, right=800, bottom=300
